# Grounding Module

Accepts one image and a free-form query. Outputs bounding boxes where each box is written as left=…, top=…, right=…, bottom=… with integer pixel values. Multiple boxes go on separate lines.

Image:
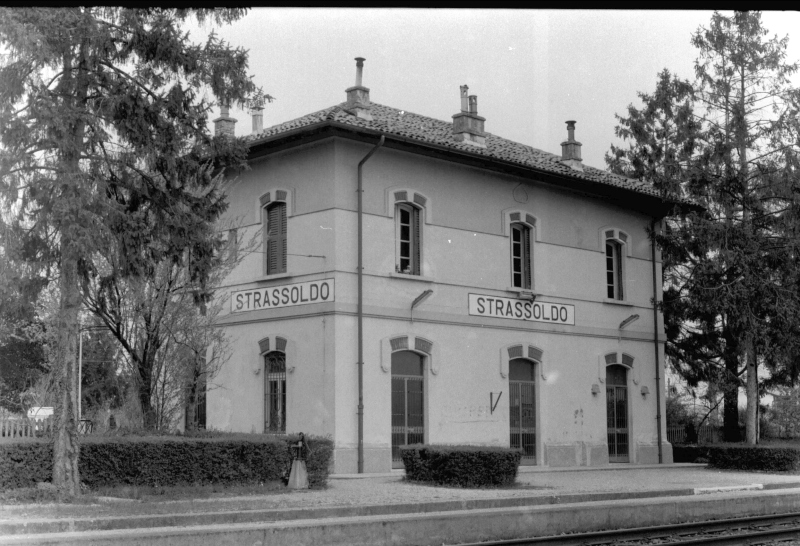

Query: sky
left=192, top=9, right=800, bottom=171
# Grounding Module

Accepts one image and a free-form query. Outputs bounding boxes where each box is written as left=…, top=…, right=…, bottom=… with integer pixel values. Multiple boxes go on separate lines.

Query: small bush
left=0, top=440, right=52, bottom=489
left=0, top=434, right=333, bottom=491
left=671, top=444, right=710, bottom=463
left=400, top=444, right=521, bottom=487
left=708, top=444, right=800, bottom=472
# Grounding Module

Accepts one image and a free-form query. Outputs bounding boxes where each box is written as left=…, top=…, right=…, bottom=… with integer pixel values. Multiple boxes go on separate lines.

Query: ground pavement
left=3, top=464, right=800, bottom=545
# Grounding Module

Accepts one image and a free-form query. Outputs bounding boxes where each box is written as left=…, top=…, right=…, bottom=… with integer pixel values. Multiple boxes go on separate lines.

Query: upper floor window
left=511, top=222, right=532, bottom=289
left=602, top=228, right=629, bottom=301
left=264, top=202, right=287, bottom=274
left=604, top=240, right=623, bottom=300
left=396, top=203, right=421, bottom=275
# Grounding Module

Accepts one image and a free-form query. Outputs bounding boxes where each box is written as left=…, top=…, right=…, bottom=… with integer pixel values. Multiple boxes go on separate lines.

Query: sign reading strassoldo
left=232, top=279, right=334, bottom=313
left=468, top=294, right=575, bottom=325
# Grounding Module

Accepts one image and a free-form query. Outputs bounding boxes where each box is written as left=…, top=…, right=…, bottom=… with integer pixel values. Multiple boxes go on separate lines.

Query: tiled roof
left=245, top=102, right=677, bottom=203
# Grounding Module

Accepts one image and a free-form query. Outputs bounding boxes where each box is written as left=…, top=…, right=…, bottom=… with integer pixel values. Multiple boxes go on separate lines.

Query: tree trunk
left=52, top=250, right=81, bottom=496
left=745, top=342, right=759, bottom=444
left=722, top=356, right=741, bottom=442
left=138, top=370, right=157, bottom=430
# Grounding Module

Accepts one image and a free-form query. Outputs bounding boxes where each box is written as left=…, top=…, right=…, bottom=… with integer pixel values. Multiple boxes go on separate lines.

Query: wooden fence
left=0, top=417, right=54, bottom=438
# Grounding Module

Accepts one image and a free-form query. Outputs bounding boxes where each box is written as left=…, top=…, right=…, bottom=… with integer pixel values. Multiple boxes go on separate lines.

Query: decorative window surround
left=389, top=271, right=435, bottom=283
left=261, top=191, right=293, bottom=276
left=500, top=343, right=545, bottom=380
left=255, top=187, right=295, bottom=223
left=501, top=208, right=539, bottom=239
left=385, top=187, right=433, bottom=224
left=502, top=210, right=537, bottom=291
left=254, top=272, right=294, bottom=283
left=598, top=351, right=638, bottom=385
left=603, top=298, right=633, bottom=307
left=381, top=334, right=438, bottom=375
left=396, top=202, right=421, bottom=275
left=255, top=334, right=297, bottom=374
left=599, top=227, right=630, bottom=302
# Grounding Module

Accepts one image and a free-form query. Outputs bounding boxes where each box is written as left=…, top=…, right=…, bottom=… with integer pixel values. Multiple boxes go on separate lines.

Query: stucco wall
left=209, top=135, right=672, bottom=473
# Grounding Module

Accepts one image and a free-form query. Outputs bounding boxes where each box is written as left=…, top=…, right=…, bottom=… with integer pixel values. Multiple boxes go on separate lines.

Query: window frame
left=263, top=201, right=287, bottom=275
left=264, top=350, right=287, bottom=434
left=601, top=228, right=629, bottom=302
left=395, top=202, right=421, bottom=276
left=510, top=222, right=533, bottom=290
left=605, top=239, right=623, bottom=300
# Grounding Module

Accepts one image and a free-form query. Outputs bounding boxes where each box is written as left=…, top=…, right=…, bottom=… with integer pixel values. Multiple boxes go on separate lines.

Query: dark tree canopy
left=608, top=11, right=800, bottom=444
left=0, top=7, right=258, bottom=495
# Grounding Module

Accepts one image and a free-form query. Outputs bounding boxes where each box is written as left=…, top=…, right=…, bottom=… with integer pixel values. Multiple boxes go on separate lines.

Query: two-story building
left=207, top=58, right=693, bottom=474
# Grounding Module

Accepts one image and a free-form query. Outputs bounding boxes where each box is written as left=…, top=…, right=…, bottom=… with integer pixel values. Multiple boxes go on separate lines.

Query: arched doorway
left=264, top=351, right=286, bottom=434
left=391, top=350, right=424, bottom=468
left=606, top=364, right=629, bottom=462
left=509, top=358, right=536, bottom=464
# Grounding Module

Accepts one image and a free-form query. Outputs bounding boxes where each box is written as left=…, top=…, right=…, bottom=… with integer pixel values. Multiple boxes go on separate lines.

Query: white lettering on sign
left=232, top=279, right=334, bottom=313
left=468, top=294, right=575, bottom=325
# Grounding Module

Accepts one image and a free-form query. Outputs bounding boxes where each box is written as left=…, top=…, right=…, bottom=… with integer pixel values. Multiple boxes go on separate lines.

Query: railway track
left=452, top=511, right=800, bottom=545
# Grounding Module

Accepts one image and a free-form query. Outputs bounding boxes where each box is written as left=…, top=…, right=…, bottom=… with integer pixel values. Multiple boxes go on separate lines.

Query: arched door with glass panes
left=264, top=351, right=286, bottom=434
left=606, top=364, right=629, bottom=462
left=391, top=351, right=424, bottom=468
left=509, top=358, right=536, bottom=464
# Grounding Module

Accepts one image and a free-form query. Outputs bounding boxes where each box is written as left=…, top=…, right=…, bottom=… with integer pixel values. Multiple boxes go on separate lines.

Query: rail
left=451, top=511, right=800, bottom=545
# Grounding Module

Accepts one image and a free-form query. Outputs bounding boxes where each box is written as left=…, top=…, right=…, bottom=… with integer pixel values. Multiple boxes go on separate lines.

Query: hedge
left=0, top=433, right=333, bottom=490
left=708, top=444, right=800, bottom=472
left=671, top=444, right=710, bottom=463
left=400, top=444, right=521, bottom=487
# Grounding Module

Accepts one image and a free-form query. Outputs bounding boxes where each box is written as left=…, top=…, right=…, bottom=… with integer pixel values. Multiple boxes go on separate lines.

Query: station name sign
left=468, top=294, right=575, bottom=325
left=232, top=279, right=334, bottom=313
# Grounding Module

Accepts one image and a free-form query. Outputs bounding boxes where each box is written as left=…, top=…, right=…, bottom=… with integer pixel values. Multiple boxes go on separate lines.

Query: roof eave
left=245, top=121, right=699, bottom=219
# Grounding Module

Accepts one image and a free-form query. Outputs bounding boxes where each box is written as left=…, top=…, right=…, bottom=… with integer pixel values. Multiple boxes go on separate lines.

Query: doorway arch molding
left=500, top=343, right=545, bottom=380
left=380, top=334, right=437, bottom=374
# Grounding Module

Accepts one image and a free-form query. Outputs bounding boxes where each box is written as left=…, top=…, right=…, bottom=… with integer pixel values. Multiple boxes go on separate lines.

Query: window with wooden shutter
left=606, top=240, right=623, bottom=300
left=265, top=202, right=287, bottom=274
left=511, top=222, right=532, bottom=289
left=396, top=203, right=421, bottom=275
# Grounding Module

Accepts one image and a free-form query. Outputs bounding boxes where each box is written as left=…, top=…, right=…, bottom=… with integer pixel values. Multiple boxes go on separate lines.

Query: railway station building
left=206, top=59, right=691, bottom=474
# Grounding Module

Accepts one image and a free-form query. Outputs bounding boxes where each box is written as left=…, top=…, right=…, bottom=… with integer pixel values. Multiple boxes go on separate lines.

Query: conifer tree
left=608, top=11, right=800, bottom=444
left=0, top=8, right=257, bottom=495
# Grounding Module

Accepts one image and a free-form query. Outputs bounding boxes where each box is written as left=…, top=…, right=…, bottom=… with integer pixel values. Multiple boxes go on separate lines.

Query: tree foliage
left=607, top=11, right=800, bottom=444
left=0, top=7, right=257, bottom=495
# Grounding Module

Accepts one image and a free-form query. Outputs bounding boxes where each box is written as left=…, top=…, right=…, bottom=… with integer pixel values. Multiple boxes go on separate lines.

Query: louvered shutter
left=266, top=202, right=287, bottom=274
left=413, top=206, right=421, bottom=275
left=278, top=203, right=287, bottom=273
left=523, top=226, right=531, bottom=289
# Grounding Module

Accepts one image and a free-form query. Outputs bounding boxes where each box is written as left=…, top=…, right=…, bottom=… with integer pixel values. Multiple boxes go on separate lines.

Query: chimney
left=560, top=120, right=583, bottom=171
left=213, top=100, right=237, bottom=138
left=452, top=86, right=486, bottom=147
left=345, top=57, right=372, bottom=120
left=250, top=96, right=264, bottom=135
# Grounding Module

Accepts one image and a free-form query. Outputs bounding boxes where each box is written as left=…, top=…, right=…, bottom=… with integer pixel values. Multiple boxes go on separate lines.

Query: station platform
left=2, top=464, right=800, bottom=545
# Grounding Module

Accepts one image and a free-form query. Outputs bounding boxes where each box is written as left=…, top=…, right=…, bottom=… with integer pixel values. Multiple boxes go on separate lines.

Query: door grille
left=607, top=385, right=629, bottom=462
left=391, top=375, right=424, bottom=465
left=510, top=381, right=536, bottom=463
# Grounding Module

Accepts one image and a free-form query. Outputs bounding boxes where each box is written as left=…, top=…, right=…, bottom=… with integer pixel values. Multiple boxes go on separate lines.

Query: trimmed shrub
left=707, top=444, right=800, bottom=472
left=0, top=439, right=52, bottom=489
left=0, top=434, right=333, bottom=490
left=400, top=444, right=521, bottom=487
left=671, top=444, right=710, bottom=463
